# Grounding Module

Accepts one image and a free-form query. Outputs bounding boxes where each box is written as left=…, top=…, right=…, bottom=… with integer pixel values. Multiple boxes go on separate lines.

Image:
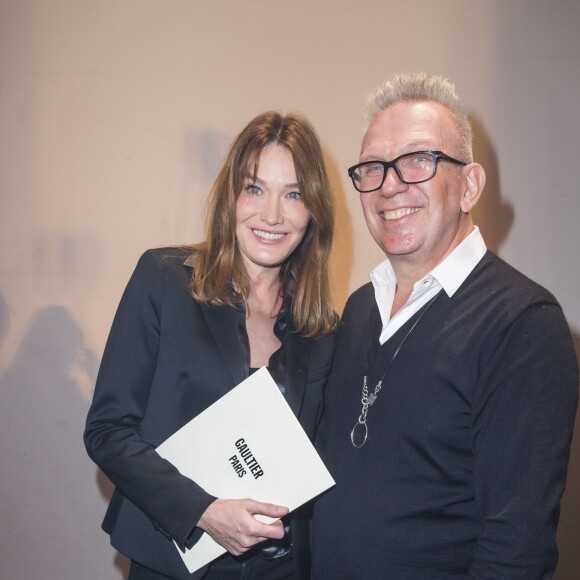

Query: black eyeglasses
left=348, top=150, right=467, bottom=193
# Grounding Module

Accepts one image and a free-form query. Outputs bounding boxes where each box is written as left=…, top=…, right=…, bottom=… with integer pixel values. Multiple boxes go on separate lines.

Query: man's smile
left=380, top=207, right=422, bottom=221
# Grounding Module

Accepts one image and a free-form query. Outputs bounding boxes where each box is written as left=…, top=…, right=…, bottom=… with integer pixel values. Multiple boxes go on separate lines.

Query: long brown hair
left=189, top=111, right=338, bottom=338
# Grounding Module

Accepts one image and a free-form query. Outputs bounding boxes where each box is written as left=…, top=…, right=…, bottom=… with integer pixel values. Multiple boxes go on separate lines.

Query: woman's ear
left=460, top=163, right=486, bottom=214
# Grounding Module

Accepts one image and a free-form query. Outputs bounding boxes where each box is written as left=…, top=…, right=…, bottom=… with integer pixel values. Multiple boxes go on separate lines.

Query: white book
left=156, top=366, right=335, bottom=574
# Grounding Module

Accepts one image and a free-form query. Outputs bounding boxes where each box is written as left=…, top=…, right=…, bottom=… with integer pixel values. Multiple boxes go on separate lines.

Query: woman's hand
left=197, top=498, right=289, bottom=556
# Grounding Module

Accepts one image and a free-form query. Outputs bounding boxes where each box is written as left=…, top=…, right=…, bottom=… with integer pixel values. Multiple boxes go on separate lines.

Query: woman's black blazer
left=84, top=248, right=334, bottom=580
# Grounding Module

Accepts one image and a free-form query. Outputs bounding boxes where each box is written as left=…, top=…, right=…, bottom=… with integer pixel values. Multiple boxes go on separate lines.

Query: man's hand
left=197, top=498, right=289, bottom=556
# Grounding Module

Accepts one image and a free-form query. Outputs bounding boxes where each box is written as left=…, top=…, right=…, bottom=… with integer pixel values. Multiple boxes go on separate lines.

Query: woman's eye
left=286, top=191, right=302, bottom=200
left=246, top=184, right=261, bottom=195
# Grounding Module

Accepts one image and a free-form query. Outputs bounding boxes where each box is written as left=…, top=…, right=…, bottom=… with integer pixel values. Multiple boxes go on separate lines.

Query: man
left=311, top=73, right=578, bottom=579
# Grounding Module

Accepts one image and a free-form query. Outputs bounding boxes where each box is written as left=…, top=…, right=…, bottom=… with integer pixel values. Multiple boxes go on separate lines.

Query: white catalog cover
left=156, top=366, right=335, bottom=573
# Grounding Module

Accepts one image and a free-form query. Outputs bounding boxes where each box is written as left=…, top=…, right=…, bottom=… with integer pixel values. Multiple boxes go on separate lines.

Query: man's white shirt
left=371, top=226, right=487, bottom=345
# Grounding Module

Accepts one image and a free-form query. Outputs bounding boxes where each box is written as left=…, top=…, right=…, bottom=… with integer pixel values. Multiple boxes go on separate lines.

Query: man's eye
left=361, top=163, right=383, bottom=176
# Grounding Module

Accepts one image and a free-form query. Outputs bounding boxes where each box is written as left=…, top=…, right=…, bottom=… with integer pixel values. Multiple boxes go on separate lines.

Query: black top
left=237, top=294, right=289, bottom=395
left=311, top=251, right=578, bottom=580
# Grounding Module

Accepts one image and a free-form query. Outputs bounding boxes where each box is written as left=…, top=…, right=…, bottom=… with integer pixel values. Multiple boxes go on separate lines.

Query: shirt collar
left=371, top=225, right=487, bottom=306
left=429, top=226, right=487, bottom=296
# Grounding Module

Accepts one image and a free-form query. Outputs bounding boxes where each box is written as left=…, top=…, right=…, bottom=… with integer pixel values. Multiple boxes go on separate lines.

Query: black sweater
left=311, top=251, right=578, bottom=579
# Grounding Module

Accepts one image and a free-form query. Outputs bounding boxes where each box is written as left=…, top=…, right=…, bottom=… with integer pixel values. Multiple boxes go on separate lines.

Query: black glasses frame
left=348, top=150, right=467, bottom=193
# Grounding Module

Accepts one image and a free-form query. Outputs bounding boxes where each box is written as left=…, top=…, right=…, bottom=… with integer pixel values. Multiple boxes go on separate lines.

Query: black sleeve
left=83, top=250, right=215, bottom=551
left=470, top=302, right=578, bottom=578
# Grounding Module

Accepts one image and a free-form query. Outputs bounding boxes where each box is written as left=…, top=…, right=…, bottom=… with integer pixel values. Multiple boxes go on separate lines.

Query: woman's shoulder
left=139, top=245, right=194, bottom=264
left=122, top=247, right=196, bottom=300
left=133, top=246, right=196, bottom=275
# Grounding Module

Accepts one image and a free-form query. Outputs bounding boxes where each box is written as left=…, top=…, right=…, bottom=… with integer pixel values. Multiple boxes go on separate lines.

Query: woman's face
left=236, top=144, right=311, bottom=278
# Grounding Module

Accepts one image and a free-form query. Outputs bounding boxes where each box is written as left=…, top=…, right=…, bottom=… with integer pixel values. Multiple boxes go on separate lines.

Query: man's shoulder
left=345, top=281, right=375, bottom=308
left=466, top=251, right=559, bottom=308
left=340, top=252, right=561, bottom=328
left=341, top=282, right=377, bottom=324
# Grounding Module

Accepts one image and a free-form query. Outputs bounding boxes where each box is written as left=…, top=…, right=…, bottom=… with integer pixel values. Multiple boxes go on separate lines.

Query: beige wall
left=1, top=1, right=579, bottom=578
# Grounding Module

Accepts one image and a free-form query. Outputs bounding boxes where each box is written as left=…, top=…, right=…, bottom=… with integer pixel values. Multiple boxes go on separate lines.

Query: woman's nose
left=260, top=196, right=283, bottom=224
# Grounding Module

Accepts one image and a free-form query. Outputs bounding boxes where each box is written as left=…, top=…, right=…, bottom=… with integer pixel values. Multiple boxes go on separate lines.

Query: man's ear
left=460, top=163, right=486, bottom=213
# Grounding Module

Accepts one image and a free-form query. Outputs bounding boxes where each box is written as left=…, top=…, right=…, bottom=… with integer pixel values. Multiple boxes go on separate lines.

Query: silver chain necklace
left=351, top=293, right=441, bottom=448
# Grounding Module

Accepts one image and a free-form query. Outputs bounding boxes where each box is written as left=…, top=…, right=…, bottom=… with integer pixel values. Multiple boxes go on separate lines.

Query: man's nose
left=380, top=166, right=409, bottom=198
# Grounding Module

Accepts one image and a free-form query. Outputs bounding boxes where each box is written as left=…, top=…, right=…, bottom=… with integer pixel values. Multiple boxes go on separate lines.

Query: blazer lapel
left=199, top=302, right=246, bottom=387
left=285, top=331, right=311, bottom=417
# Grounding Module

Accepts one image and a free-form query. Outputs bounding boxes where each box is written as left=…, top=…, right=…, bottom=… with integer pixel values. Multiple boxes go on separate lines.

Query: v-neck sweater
left=311, top=251, right=578, bottom=579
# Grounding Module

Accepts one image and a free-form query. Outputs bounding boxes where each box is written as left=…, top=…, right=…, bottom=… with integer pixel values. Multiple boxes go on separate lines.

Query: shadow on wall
left=0, top=305, right=121, bottom=578
left=470, top=113, right=514, bottom=254
left=554, top=330, right=580, bottom=580
left=0, top=292, right=9, bottom=346
left=175, top=128, right=229, bottom=242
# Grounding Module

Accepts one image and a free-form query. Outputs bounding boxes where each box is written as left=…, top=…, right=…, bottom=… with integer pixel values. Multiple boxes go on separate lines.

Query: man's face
left=359, top=101, right=469, bottom=273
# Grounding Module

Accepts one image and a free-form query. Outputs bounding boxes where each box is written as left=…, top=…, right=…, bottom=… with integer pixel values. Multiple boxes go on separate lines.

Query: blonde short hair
left=365, top=73, right=473, bottom=162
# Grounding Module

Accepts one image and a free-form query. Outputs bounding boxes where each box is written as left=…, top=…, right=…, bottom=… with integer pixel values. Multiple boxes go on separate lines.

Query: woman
left=84, top=111, right=338, bottom=580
